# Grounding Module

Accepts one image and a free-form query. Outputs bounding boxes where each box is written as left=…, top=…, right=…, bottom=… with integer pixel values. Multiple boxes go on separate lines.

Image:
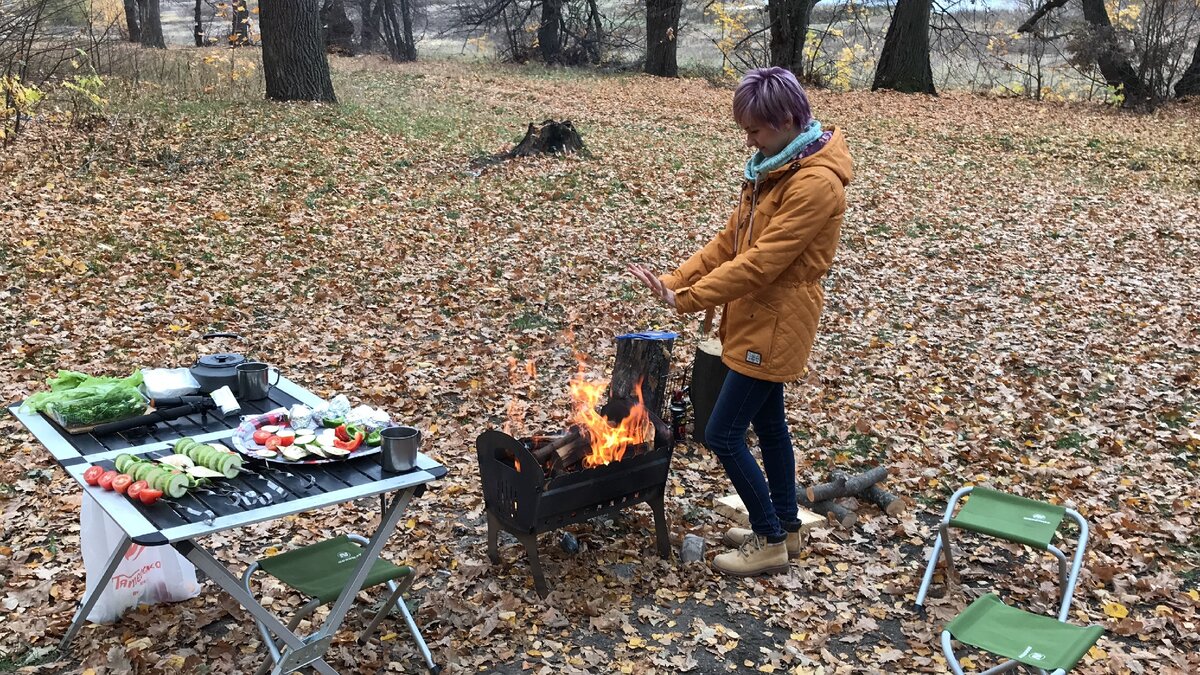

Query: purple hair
left=732, top=67, right=812, bottom=130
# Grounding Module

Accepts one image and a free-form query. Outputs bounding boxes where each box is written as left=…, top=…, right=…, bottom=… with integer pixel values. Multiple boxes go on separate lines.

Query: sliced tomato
left=127, top=480, right=148, bottom=500
left=138, top=488, right=163, bottom=505
left=98, top=470, right=119, bottom=490
left=83, top=465, right=105, bottom=486
left=252, top=429, right=273, bottom=445
left=265, top=437, right=282, bottom=452
left=112, top=474, right=134, bottom=494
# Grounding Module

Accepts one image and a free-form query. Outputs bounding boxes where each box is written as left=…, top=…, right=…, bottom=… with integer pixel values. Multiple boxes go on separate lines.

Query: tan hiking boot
left=723, top=527, right=802, bottom=559
left=712, top=534, right=789, bottom=577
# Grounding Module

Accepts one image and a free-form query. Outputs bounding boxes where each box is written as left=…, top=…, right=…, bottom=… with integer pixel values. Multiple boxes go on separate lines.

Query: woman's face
left=741, top=118, right=799, bottom=157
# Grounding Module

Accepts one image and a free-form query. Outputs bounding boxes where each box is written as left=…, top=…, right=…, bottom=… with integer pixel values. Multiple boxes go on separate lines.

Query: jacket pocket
left=726, top=296, right=777, bottom=369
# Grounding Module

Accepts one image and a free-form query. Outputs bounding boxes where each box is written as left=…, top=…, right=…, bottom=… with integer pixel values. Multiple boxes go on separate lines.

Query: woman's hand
left=628, top=263, right=676, bottom=309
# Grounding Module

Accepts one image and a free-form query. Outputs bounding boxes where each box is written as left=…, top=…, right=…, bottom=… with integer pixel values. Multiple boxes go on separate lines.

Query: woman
left=630, top=67, right=853, bottom=576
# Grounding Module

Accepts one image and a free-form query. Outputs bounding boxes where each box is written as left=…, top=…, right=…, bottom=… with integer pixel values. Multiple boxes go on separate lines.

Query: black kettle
left=189, top=333, right=249, bottom=394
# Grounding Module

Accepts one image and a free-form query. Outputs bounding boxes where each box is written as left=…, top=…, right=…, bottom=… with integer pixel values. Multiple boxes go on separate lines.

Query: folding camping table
left=8, top=376, right=447, bottom=675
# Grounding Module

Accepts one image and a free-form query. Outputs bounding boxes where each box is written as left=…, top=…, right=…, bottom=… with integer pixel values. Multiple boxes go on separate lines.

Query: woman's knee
left=705, top=423, right=740, bottom=455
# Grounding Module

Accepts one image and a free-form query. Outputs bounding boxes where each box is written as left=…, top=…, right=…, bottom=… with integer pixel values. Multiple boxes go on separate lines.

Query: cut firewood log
left=554, top=433, right=591, bottom=468
left=609, top=336, right=674, bottom=419
left=798, top=493, right=857, bottom=529
left=535, top=426, right=581, bottom=463
left=862, top=483, right=906, bottom=516
left=806, top=466, right=889, bottom=502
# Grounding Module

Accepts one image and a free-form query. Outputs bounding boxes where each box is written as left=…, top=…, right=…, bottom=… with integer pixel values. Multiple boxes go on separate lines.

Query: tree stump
left=507, top=119, right=585, bottom=158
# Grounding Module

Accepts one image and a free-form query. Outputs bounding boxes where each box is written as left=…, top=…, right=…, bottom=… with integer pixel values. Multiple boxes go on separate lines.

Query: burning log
left=534, top=426, right=581, bottom=464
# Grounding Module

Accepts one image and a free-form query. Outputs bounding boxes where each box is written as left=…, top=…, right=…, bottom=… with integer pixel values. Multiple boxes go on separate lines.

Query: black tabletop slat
left=311, top=457, right=382, bottom=489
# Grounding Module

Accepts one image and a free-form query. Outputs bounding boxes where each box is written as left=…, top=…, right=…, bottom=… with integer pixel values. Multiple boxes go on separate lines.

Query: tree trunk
left=1078, top=0, right=1152, bottom=105
left=138, top=0, right=166, bottom=49
left=124, top=0, right=142, bottom=43
left=871, top=0, right=935, bottom=94
left=193, top=0, right=204, bottom=46
left=361, top=0, right=377, bottom=52
left=1173, top=29, right=1200, bottom=97
left=378, top=0, right=416, bottom=61
left=768, top=0, right=818, bottom=76
left=260, top=0, right=338, bottom=103
left=645, top=0, right=683, bottom=77
left=538, top=0, right=563, bottom=64
left=398, top=0, right=417, bottom=61
left=322, top=0, right=356, bottom=54
left=231, top=0, right=252, bottom=46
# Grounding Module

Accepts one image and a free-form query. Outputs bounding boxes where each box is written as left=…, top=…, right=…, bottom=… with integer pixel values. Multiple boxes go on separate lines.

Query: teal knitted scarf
left=743, top=119, right=824, bottom=182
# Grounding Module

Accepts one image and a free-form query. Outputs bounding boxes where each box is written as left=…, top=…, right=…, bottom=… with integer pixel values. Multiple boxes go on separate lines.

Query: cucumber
left=174, top=438, right=196, bottom=456
left=165, top=472, right=190, bottom=499
left=218, top=453, right=241, bottom=478
left=115, top=454, right=135, bottom=473
left=131, top=462, right=152, bottom=482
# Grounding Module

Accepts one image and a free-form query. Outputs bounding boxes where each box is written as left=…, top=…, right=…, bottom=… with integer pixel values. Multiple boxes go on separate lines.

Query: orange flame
left=567, top=372, right=654, bottom=468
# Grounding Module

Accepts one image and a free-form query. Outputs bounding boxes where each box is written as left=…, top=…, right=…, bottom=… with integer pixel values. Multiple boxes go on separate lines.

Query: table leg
left=59, top=533, right=132, bottom=652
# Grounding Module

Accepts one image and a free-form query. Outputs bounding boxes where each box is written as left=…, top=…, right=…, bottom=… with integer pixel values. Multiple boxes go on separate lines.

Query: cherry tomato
left=83, top=465, right=105, bottom=486
left=112, top=474, right=134, bottom=494
left=97, top=470, right=119, bottom=491
left=127, top=480, right=148, bottom=500
left=253, top=430, right=272, bottom=445
left=138, top=488, right=163, bottom=505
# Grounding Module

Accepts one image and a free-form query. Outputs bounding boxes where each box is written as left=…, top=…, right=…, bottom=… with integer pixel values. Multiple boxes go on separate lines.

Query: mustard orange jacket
left=660, top=127, right=853, bottom=382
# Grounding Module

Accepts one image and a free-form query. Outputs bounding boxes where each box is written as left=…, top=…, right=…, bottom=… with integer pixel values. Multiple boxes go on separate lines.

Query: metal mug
left=380, top=426, right=421, bottom=472
left=235, top=362, right=279, bottom=401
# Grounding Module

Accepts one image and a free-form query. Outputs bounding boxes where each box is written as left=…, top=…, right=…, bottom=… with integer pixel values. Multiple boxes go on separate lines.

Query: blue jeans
left=705, top=370, right=799, bottom=541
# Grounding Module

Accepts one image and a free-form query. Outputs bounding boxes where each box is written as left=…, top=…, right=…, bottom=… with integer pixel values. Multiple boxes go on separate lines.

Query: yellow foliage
left=88, top=0, right=126, bottom=28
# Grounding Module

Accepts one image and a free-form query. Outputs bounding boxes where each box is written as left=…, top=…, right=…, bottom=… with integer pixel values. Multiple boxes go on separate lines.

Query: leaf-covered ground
left=1, top=54, right=1198, bottom=674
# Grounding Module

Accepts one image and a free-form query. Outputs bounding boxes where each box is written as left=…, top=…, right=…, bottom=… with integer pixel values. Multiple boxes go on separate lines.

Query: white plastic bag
left=140, top=368, right=201, bottom=399
left=80, top=494, right=202, bottom=624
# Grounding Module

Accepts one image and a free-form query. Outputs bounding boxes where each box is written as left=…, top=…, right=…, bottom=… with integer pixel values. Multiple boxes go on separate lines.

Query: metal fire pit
left=476, top=429, right=673, bottom=597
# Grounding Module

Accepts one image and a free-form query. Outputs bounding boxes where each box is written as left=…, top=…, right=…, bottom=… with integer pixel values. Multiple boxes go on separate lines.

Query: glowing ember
left=568, top=373, right=654, bottom=468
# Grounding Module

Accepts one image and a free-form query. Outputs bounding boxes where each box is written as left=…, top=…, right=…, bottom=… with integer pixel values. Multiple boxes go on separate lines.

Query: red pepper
left=334, top=424, right=351, bottom=443
left=333, top=431, right=364, bottom=452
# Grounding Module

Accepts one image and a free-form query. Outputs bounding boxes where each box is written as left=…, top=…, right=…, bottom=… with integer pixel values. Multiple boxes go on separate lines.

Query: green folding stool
left=916, top=486, right=1098, bottom=674
left=917, top=486, right=1090, bottom=618
left=242, top=534, right=439, bottom=675
left=942, top=593, right=1103, bottom=675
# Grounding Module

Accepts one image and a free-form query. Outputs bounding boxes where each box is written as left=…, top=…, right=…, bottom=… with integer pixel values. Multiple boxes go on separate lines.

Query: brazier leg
left=516, top=532, right=549, bottom=598
left=649, top=490, right=671, bottom=559
left=486, top=511, right=501, bottom=564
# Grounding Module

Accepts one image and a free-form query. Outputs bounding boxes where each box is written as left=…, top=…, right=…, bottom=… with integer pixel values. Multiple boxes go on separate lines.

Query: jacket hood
left=766, top=126, right=853, bottom=186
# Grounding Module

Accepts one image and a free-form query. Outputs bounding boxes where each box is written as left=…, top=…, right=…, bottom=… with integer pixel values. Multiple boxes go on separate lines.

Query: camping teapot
left=189, top=333, right=249, bottom=394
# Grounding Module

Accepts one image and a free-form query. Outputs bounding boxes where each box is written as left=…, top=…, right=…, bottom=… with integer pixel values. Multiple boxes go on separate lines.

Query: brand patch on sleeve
left=746, top=350, right=762, bottom=365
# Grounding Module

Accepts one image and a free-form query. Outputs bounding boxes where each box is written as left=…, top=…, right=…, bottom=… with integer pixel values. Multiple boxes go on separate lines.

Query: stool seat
left=946, top=594, right=1103, bottom=672
left=949, top=487, right=1065, bottom=550
left=258, top=535, right=412, bottom=604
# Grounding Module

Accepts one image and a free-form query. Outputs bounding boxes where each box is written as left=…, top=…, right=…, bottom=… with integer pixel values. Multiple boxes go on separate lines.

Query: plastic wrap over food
left=326, top=394, right=352, bottom=420
left=346, top=404, right=391, bottom=431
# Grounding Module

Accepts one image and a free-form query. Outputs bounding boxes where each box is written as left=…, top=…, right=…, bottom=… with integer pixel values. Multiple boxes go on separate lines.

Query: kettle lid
left=197, top=353, right=246, bottom=369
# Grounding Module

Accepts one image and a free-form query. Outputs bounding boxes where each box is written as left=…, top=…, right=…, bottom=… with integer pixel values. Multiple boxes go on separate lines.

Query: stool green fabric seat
left=916, top=486, right=1088, bottom=618
left=942, top=594, right=1103, bottom=675
left=257, top=535, right=412, bottom=604
left=243, top=534, right=438, bottom=675
left=916, top=486, right=1099, bottom=674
